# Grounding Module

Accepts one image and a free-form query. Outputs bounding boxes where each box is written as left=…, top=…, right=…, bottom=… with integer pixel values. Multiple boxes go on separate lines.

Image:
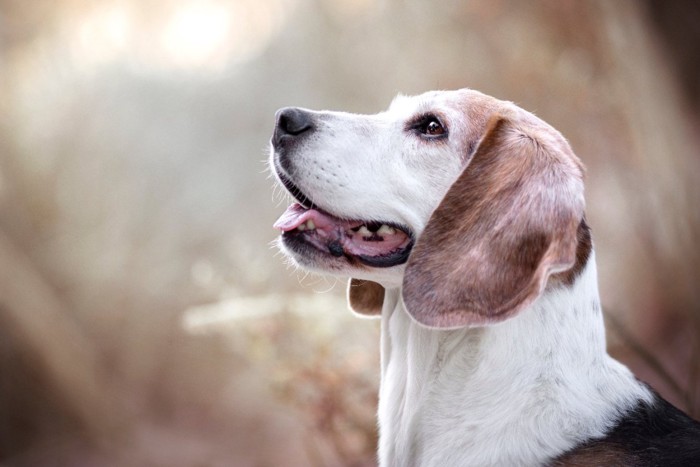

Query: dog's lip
left=276, top=168, right=316, bottom=210
left=281, top=225, right=414, bottom=268
left=273, top=171, right=414, bottom=267
left=273, top=166, right=413, bottom=238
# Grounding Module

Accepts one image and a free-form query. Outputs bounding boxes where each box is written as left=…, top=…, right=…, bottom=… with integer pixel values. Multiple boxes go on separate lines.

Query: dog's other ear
left=347, top=278, right=384, bottom=317
left=403, top=116, right=584, bottom=329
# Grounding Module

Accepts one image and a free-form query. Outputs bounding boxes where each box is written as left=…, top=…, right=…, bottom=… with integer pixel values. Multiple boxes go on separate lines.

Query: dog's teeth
left=297, top=224, right=306, bottom=231
left=377, top=224, right=395, bottom=235
left=358, top=226, right=371, bottom=236
left=306, top=220, right=315, bottom=230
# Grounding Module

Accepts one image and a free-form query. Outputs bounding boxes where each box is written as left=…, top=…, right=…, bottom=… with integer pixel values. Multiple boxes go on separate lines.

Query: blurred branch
left=642, top=0, right=700, bottom=115
left=0, top=230, right=125, bottom=449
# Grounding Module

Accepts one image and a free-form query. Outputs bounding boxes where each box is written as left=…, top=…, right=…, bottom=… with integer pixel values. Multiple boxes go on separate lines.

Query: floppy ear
left=403, top=116, right=584, bottom=329
left=347, top=278, right=384, bottom=317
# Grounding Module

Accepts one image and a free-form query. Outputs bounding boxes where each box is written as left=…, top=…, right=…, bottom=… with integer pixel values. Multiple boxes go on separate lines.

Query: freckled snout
left=272, top=107, right=315, bottom=149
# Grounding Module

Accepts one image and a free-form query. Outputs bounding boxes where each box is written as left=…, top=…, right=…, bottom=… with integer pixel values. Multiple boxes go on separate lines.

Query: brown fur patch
left=550, top=445, right=639, bottom=466
left=402, top=115, right=584, bottom=328
left=347, top=278, right=385, bottom=316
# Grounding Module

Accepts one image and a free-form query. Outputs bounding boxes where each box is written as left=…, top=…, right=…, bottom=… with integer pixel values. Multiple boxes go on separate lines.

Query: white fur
left=378, top=256, right=651, bottom=466
left=271, top=89, right=653, bottom=466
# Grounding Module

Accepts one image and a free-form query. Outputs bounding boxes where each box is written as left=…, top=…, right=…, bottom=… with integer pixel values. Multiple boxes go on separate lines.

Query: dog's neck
left=377, top=254, right=651, bottom=467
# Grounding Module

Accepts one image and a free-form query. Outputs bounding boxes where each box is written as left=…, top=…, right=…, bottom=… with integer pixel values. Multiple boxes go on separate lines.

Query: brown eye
left=418, top=116, right=446, bottom=137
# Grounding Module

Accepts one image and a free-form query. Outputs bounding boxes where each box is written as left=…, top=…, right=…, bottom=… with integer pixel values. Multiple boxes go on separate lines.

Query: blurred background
left=0, top=0, right=698, bottom=465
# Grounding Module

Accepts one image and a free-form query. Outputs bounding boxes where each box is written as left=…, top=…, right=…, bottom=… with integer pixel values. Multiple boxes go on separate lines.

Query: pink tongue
left=273, top=203, right=307, bottom=231
left=273, top=203, right=342, bottom=232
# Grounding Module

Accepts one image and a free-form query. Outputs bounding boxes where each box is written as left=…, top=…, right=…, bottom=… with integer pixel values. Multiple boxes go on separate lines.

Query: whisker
left=313, top=276, right=339, bottom=294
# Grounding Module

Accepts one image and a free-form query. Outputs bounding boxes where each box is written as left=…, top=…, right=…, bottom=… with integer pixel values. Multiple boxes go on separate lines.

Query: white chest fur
left=377, top=257, right=651, bottom=467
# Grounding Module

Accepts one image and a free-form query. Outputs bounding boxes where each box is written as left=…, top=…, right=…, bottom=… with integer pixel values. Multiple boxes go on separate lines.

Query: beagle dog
left=269, top=89, right=700, bottom=466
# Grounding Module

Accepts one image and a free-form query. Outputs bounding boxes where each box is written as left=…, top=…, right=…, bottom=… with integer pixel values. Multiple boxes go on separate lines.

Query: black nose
left=273, top=107, right=314, bottom=147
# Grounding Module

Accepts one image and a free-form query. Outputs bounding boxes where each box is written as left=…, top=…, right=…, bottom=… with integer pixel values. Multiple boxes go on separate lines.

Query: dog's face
left=271, top=90, right=499, bottom=285
left=270, top=89, right=586, bottom=328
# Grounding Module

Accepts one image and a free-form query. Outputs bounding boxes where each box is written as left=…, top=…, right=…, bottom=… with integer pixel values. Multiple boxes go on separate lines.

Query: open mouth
left=273, top=174, right=414, bottom=268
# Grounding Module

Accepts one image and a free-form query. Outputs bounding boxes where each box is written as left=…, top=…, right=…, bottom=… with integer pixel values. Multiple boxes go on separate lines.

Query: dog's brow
left=388, top=95, right=444, bottom=124
left=388, top=93, right=409, bottom=110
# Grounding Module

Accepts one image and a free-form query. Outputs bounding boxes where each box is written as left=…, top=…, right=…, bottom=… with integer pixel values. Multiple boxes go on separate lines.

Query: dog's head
left=270, top=89, right=587, bottom=329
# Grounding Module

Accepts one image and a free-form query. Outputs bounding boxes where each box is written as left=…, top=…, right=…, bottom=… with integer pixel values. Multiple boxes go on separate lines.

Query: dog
left=269, top=89, right=700, bottom=466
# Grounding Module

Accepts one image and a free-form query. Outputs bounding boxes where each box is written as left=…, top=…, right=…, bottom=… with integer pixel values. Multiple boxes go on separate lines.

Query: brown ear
left=347, top=278, right=384, bottom=317
left=402, top=116, right=584, bottom=329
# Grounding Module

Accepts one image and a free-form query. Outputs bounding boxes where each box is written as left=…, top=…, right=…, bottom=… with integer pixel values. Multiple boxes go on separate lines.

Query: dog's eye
left=417, top=116, right=446, bottom=138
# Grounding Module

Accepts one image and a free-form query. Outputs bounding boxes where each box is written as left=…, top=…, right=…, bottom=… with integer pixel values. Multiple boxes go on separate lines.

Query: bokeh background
left=1, top=0, right=699, bottom=465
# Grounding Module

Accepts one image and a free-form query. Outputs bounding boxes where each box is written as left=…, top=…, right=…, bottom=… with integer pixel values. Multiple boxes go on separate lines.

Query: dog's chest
left=376, top=286, right=651, bottom=467
left=378, top=309, right=554, bottom=466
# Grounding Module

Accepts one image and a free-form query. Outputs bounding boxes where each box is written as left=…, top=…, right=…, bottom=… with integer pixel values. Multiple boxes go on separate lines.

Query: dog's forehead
left=388, top=90, right=456, bottom=115
left=386, top=89, right=485, bottom=117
